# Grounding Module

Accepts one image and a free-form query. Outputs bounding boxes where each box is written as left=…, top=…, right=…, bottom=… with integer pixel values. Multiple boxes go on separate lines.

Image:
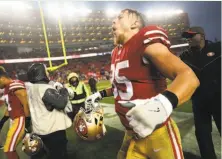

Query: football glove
left=53, top=82, right=63, bottom=90
left=66, top=87, right=74, bottom=99
left=119, top=94, right=173, bottom=138
left=64, top=100, right=73, bottom=113
left=85, top=92, right=102, bottom=110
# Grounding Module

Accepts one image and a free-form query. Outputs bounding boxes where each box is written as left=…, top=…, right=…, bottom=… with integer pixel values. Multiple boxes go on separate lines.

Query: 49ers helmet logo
left=207, top=52, right=215, bottom=57
left=76, top=118, right=88, bottom=136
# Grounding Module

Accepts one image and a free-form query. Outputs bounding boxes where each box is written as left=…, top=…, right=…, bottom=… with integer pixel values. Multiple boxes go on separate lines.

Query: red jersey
left=4, top=80, right=26, bottom=120
left=111, top=25, right=171, bottom=129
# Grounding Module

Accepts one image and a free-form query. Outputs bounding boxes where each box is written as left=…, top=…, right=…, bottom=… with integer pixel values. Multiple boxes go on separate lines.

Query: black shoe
left=0, top=145, right=3, bottom=149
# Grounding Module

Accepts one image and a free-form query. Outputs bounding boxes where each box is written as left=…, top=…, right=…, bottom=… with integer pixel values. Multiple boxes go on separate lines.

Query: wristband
left=161, top=90, right=178, bottom=109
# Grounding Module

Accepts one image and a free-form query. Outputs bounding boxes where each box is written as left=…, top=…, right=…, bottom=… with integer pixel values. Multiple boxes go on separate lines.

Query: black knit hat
left=27, top=63, right=49, bottom=83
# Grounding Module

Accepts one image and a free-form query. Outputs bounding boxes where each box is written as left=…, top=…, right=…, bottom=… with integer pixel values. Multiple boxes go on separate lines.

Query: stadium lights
left=165, top=10, right=177, bottom=16
left=45, top=3, right=91, bottom=18
left=0, top=1, right=32, bottom=11
left=175, top=9, right=184, bottom=14
left=105, top=8, right=119, bottom=17
left=45, top=3, right=61, bottom=18
left=146, top=9, right=184, bottom=18
left=15, top=2, right=32, bottom=10
left=78, top=8, right=92, bottom=17
left=155, top=11, right=165, bottom=16
left=63, top=4, right=75, bottom=17
left=146, top=10, right=154, bottom=18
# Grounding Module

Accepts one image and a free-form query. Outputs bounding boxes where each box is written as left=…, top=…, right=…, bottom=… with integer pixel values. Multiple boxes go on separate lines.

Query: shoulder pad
left=140, top=25, right=171, bottom=48
left=9, top=81, right=25, bottom=91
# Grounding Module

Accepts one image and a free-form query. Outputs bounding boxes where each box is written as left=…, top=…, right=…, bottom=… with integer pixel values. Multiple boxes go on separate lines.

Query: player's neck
left=123, top=30, right=138, bottom=44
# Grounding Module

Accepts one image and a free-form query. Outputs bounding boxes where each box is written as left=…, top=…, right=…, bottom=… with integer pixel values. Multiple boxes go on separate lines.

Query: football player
left=85, top=9, right=200, bottom=159
left=0, top=88, right=9, bottom=149
left=0, top=108, right=9, bottom=149
left=0, top=67, right=30, bottom=159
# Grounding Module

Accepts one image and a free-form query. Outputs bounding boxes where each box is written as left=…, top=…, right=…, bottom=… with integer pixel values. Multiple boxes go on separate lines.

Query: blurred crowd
left=50, top=55, right=111, bottom=84
left=0, top=47, right=111, bottom=83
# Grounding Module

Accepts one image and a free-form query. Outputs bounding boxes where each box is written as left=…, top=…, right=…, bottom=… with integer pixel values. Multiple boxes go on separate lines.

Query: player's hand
left=53, top=82, right=63, bottom=90
left=64, top=100, right=73, bottom=113
left=85, top=92, right=102, bottom=110
left=22, top=133, right=31, bottom=143
left=119, top=94, right=173, bottom=138
left=66, top=87, right=74, bottom=99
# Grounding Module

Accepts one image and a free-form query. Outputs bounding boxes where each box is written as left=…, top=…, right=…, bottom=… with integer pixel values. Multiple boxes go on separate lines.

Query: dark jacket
left=180, top=40, right=221, bottom=101
left=88, top=77, right=97, bottom=87
left=38, top=81, right=68, bottom=111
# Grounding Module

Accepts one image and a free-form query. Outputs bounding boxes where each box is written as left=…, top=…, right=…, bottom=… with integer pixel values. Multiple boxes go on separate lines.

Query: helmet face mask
left=74, top=102, right=106, bottom=141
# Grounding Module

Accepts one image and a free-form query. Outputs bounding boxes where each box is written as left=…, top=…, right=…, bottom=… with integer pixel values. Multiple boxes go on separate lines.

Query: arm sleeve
left=42, top=88, right=68, bottom=110
left=9, top=81, right=26, bottom=91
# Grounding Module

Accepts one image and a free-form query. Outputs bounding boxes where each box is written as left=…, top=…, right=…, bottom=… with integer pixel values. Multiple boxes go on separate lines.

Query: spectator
left=65, top=72, right=90, bottom=122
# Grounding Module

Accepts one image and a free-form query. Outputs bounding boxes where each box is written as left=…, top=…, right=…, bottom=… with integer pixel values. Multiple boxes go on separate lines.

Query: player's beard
left=113, top=36, right=118, bottom=46
left=114, top=34, right=124, bottom=45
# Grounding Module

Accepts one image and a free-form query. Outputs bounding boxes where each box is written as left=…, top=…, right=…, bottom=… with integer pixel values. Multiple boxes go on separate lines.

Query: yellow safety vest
left=65, top=82, right=89, bottom=104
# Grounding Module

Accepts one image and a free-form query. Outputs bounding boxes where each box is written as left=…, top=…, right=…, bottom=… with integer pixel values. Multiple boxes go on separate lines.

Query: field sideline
left=0, top=80, right=220, bottom=159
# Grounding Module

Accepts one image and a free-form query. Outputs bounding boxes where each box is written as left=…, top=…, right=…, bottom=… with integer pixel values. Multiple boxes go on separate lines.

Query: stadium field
left=0, top=80, right=220, bottom=159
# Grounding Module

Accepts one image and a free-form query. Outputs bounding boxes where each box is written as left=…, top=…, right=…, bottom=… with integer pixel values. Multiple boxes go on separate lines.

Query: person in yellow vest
left=65, top=72, right=90, bottom=122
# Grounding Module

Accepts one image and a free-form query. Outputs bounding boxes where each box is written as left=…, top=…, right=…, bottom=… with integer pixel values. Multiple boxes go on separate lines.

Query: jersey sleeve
left=9, top=81, right=26, bottom=92
left=111, top=47, right=118, bottom=63
left=142, top=25, right=171, bottom=48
